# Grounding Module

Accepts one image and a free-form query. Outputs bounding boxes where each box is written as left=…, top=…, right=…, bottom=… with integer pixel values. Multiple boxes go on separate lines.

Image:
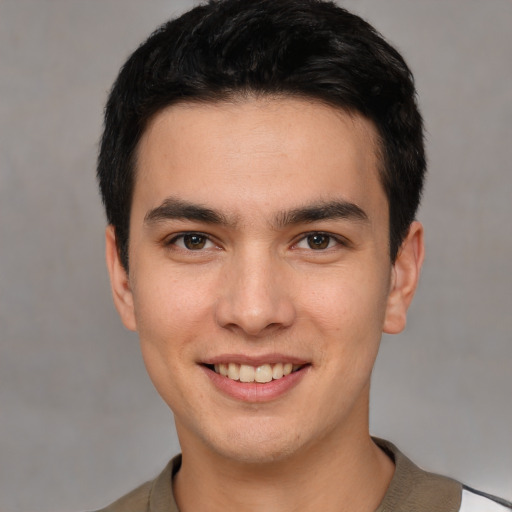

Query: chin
left=203, top=422, right=306, bottom=465
left=215, top=441, right=299, bottom=465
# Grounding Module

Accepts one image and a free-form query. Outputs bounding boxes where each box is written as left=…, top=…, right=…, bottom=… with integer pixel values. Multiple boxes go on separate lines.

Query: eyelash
left=165, top=231, right=348, bottom=252
left=165, top=232, right=216, bottom=251
left=293, top=231, right=348, bottom=251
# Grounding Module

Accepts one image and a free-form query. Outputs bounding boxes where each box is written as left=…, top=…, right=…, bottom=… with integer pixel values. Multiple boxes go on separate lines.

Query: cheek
left=300, top=265, right=390, bottom=329
left=131, top=273, right=211, bottom=410
left=129, top=265, right=217, bottom=392
left=299, top=264, right=390, bottom=368
left=132, top=263, right=213, bottom=335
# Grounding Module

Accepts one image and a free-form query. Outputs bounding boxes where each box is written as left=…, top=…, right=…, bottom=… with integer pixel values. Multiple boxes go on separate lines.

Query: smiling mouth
left=205, top=362, right=306, bottom=383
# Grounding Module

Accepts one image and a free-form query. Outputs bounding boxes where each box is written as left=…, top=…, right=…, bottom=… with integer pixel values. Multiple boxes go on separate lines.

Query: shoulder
left=92, top=455, right=181, bottom=512
left=374, top=438, right=511, bottom=512
left=460, top=486, right=512, bottom=512
left=92, top=480, right=153, bottom=512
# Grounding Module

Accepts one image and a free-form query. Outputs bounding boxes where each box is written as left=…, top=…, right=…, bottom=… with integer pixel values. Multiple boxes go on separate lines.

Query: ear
left=383, top=221, right=425, bottom=334
left=105, top=225, right=137, bottom=331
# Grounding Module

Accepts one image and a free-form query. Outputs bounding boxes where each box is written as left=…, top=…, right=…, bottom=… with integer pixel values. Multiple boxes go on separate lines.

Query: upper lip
left=202, top=353, right=309, bottom=366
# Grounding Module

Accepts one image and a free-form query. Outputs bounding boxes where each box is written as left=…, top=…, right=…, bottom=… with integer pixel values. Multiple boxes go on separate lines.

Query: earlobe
left=105, top=226, right=137, bottom=331
left=383, top=221, right=425, bottom=334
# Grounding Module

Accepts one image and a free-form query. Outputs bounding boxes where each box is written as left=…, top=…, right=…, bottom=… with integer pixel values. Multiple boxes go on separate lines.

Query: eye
left=169, top=233, right=215, bottom=251
left=295, top=233, right=342, bottom=250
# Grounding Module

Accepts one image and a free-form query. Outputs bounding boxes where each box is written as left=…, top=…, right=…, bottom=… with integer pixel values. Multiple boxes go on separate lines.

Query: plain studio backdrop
left=0, top=1, right=511, bottom=511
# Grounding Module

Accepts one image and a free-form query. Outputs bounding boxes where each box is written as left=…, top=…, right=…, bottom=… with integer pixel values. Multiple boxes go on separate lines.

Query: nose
left=214, top=249, right=296, bottom=337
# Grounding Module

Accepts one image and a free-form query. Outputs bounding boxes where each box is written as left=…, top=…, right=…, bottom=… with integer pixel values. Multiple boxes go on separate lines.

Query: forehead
left=133, top=97, right=386, bottom=223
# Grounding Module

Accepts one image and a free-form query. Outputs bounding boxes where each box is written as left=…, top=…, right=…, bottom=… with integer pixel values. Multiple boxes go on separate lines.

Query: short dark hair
left=98, top=0, right=425, bottom=270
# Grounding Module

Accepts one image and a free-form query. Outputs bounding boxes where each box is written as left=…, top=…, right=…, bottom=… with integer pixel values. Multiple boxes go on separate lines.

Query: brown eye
left=183, top=234, right=208, bottom=250
left=306, top=234, right=331, bottom=250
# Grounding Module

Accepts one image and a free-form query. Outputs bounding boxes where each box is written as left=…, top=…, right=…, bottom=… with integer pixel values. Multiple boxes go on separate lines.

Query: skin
left=106, top=97, right=424, bottom=512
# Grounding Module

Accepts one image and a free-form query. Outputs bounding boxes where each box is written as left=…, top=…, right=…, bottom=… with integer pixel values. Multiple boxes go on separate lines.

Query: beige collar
left=144, top=438, right=462, bottom=512
left=373, top=438, right=461, bottom=512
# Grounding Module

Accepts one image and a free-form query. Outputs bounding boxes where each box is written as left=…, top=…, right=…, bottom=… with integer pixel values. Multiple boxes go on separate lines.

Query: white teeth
left=272, top=363, right=284, bottom=379
left=228, top=362, right=240, bottom=380
left=239, top=364, right=255, bottom=383
left=255, top=364, right=273, bottom=383
left=212, top=362, right=303, bottom=383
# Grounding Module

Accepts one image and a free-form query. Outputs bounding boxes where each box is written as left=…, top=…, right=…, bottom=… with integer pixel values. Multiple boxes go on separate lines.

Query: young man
left=96, top=1, right=511, bottom=511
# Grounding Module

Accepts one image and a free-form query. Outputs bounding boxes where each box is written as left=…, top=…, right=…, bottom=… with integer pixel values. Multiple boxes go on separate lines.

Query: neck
left=173, top=418, right=394, bottom=512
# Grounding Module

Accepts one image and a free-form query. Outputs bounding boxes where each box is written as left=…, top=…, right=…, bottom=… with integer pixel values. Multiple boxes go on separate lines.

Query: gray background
left=1, top=1, right=511, bottom=511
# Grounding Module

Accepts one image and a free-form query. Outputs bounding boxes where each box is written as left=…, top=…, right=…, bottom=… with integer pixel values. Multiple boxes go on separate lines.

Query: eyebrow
left=144, top=197, right=232, bottom=226
left=274, top=200, right=369, bottom=228
left=144, top=197, right=368, bottom=228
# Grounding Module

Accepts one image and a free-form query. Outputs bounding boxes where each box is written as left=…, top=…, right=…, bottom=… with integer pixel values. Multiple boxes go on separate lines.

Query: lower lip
left=202, top=365, right=309, bottom=402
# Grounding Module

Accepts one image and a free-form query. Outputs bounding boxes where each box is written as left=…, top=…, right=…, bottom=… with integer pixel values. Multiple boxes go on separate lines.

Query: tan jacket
left=94, top=438, right=511, bottom=512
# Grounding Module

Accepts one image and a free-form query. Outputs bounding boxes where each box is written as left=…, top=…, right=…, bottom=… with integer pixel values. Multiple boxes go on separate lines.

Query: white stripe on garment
left=460, top=489, right=511, bottom=512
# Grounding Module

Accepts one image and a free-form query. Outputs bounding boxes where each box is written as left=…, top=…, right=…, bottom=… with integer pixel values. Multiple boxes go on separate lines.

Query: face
left=107, top=97, right=423, bottom=464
